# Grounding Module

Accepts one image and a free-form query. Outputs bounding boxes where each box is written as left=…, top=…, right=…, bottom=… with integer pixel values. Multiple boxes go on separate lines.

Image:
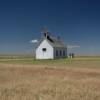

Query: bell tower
left=41, top=27, right=48, bottom=39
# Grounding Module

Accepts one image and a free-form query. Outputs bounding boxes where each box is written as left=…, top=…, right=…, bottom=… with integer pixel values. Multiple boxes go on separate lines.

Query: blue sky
left=0, top=0, right=100, bottom=55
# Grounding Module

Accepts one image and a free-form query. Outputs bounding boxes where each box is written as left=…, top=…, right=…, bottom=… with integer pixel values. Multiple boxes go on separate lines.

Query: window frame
left=42, top=48, right=47, bottom=52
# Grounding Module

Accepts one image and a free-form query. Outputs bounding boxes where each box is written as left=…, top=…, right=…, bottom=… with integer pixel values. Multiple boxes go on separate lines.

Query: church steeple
left=41, top=27, right=48, bottom=39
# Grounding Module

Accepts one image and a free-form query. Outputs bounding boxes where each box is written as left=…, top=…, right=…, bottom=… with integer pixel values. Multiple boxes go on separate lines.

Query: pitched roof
left=47, top=37, right=66, bottom=48
left=36, top=34, right=67, bottom=48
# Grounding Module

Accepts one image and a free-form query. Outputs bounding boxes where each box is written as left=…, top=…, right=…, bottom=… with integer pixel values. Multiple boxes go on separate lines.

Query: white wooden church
left=36, top=32, right=67, bottom=59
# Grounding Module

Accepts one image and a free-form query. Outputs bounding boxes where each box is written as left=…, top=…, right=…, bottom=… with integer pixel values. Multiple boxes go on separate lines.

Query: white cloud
left=30, top=39, right=38, bottom=43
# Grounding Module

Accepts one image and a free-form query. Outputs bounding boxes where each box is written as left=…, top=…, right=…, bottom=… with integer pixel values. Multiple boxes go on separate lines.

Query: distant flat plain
left=0, top=56, right=100, bottom=100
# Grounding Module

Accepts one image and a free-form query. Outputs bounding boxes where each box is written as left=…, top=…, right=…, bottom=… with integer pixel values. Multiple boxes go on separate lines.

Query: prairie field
left=0, top=57, right=100, bottom=100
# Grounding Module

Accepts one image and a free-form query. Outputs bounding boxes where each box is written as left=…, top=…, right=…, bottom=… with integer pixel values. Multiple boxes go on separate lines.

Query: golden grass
left=0, top=60, right=100, bottom=100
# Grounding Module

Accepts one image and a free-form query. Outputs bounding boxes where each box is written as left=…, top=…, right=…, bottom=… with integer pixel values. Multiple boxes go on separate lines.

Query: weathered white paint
left=36, top=39, right=54, bottom=59
left=36, top=38, right=67, bottom=59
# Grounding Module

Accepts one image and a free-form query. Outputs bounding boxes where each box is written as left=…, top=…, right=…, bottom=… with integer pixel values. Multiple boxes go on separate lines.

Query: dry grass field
left=0, top=57, right=100, bottom=100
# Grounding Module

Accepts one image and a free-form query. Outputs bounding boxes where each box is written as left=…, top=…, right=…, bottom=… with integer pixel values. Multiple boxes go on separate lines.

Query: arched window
left=56, top=50, right=58, bottom=56
left=60, top=50, right=62, bottom=56
left=63, top=50, right=65, bottom=56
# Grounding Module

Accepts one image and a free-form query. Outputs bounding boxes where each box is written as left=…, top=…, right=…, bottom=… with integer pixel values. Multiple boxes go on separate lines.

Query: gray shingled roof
left=47, top=37, right=66, bottom=48
left=36, top=35, right=66, bottom=48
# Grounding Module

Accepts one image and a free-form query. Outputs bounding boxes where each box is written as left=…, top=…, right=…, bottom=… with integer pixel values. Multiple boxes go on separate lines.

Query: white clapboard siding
left=36, top=39, right=54, bottom=59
